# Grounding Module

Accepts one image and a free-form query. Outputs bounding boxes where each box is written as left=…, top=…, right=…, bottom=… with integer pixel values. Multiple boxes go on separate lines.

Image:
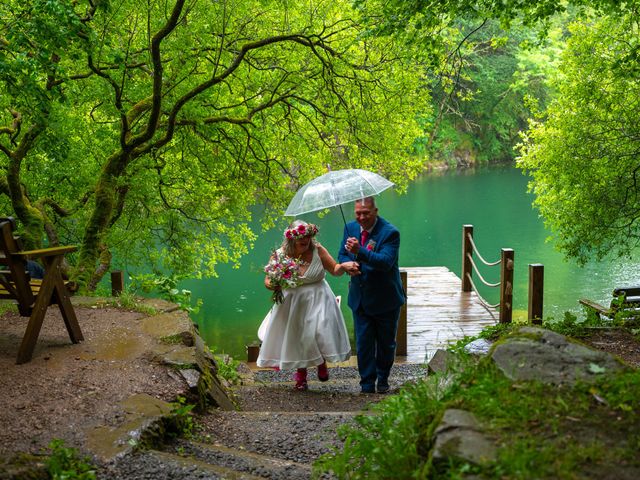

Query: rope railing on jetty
left=461, top=224, right=514, bottom=323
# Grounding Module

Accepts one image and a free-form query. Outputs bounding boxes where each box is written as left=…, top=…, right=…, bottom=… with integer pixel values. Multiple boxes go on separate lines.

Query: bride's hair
left=281, top=219, right=317, bottom=257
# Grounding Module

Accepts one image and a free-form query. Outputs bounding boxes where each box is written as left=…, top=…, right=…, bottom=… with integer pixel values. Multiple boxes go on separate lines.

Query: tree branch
left=88, top=54, right=129, bottom=149
left=142, top=33, right=341, bottom=156
left=129, top=0, right=187, bottom=149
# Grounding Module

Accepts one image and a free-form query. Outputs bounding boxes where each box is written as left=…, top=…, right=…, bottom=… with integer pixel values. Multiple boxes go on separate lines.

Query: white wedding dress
left=257, top=246, right=351, bottom=370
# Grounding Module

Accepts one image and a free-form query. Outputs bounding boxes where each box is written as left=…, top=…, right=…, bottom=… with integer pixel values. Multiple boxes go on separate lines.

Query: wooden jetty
left=402, top=266, right=497, bottom=363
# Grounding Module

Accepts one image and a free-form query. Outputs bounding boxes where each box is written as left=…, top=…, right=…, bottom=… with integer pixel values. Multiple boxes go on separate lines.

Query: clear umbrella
left=284, top=169, right=394, bottom=224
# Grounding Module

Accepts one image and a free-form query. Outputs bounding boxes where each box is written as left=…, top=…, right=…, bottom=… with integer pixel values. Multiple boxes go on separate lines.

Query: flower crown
left=284, top=223, right=319, bottom=240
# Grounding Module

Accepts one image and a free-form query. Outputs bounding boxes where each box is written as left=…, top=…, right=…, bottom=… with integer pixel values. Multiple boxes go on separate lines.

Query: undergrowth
left=314, top=318, right=640, bottom=479
left=314, top=377, right=448, bottom=478
left=46, top=439, right=96, bottom=480
left=93, top=272, right=203, bottom=313
left=214, top=352, right=242, bottom=385
left=129, top=273, right=202, bottom=313
left=166, top=396, right=196, bottom=439
left=543, top=303, right=640, bottom=338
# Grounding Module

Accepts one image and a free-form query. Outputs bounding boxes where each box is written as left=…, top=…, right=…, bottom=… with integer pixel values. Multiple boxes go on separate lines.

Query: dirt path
left=0, top=298, right=186, bottom=458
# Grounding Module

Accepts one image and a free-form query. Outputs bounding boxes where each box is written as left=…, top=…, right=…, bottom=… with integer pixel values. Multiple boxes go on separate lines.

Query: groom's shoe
left=376, top=384, right=390, bottom=394
left=360, top=383, right=375, bottom=394
left=377, top=379, right=390, bottom=394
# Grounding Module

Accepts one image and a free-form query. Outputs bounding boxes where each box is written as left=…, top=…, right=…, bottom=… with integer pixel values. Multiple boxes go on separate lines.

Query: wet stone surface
left=97, top=362, right=429, bottom=479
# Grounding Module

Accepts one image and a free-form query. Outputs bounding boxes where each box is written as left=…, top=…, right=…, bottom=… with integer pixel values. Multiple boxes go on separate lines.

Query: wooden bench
left=0, top=218, right=83, bottom=364
left=579, top=286, right=640, bottom=320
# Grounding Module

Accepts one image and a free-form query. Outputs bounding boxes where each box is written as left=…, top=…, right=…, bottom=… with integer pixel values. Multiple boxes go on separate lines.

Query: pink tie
left=361, top=230, right=369, bottom=247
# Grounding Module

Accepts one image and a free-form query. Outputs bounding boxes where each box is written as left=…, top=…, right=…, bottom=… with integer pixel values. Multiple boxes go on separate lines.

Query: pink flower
left=283, top=223, right=319, bottom=240
left=264, top=249, right=304, bottom=304
left=367, top=244, right=373, bottom=251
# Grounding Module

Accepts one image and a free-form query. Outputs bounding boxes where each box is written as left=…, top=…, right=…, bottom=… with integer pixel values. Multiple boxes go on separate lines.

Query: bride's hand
left=342, top=261, right=361, bottom=276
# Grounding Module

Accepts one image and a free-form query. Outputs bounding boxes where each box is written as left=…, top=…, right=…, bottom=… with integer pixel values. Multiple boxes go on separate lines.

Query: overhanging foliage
left=0, top=0, right=427, bottom=289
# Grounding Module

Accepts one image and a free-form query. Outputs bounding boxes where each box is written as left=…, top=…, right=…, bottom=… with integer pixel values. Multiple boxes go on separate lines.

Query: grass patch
left=107, top=291, right=158, bottom=315
left=0, top=300, right=17, bottom=315
left=314, top=378, right=446, bottom=479
left=160, top=333, right=188, bottom=345
left=71, top=288, right=159, bottom=315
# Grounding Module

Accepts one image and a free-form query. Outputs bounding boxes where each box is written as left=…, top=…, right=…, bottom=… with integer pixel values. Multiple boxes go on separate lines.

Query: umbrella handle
left=340, top=204, right=360, bottom=264
left=339, top=204, right=347, bottom=229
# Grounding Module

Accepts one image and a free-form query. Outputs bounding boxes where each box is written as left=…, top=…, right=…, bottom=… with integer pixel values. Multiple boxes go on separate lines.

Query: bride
left=257, top=220, right=360, bottom=391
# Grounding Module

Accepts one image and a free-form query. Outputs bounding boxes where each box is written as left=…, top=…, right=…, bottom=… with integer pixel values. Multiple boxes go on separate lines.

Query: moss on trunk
left=74, top=151, right=129, bottom=291
left=5, top=145, right=46, bottom=250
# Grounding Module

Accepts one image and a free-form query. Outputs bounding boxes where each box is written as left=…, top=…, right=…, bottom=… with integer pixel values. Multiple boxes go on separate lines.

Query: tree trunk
left=5, top=126, right=46, bottom=250
left=87, top=244, right=113, bottom=291
left=74, top=151, right=129, bottom=290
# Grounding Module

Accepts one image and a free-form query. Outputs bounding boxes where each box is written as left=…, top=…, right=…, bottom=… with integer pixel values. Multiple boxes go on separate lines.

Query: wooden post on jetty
left=396, top=270, right=408, bottom=356
left=499, top=249, right=514, bottom=323
left=461, top=225, right=473, bottom=292
left=246, top=343, right=260, bottom=363
left=111, top=270, right=124, bottom=296
left=528, top=263, right=544, bottom=324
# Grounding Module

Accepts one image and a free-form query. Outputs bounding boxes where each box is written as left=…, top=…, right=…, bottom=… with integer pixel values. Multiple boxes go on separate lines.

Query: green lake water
left=181, top=165, right=639, bottom=359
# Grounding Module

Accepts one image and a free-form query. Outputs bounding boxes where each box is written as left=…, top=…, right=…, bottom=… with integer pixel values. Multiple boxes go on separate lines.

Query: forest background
left=1, top=0, right=638, bottom=295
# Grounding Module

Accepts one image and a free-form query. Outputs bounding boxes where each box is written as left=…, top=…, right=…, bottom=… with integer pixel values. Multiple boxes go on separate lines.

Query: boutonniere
left=365, top=239, right=376, bottom=251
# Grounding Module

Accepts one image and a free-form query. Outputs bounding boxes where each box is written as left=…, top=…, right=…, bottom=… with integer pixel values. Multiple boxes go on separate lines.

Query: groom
left=338, top=196, right=405, bottom=393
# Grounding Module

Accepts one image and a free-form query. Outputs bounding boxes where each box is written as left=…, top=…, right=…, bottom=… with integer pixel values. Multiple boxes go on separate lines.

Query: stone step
left=232, top=364, right=430, bottom=413
left=231, top=382, right=383, bottom=412
left=165, top=440, right=312, bottom=479
left=193, top=411, right=360, bottom=465
left=148, top=449, right=266, bottom=479
left=100, top=449, right=263, bottom=479
left=243, top=364, right=427, bottom=389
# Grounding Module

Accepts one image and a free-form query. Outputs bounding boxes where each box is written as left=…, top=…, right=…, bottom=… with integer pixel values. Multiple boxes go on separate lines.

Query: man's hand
left=345, top=236, right=361, bottom=255
left=341, top=261, right=361, bottom=276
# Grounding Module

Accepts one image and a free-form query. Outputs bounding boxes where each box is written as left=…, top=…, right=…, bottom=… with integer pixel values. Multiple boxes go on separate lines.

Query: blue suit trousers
left=353, top=307, right=401, bottom=392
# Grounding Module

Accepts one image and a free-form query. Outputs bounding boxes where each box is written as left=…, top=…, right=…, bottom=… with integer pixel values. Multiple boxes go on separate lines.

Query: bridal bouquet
left=264, top=250, right=303, bottom=304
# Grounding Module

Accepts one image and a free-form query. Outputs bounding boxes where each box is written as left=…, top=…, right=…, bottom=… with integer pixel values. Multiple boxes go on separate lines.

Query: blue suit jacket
left=338, top=216, right=405, bottom=315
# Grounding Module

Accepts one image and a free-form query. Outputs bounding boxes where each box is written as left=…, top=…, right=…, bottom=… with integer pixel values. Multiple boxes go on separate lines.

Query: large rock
left=195, top=334, right=236, bottom=411
left=491, top=327, right=626, bottom=386
left=427, top=349, right=457, bottom=375
left=154, top=344, right=197, bottom=368
left=464, top=338, right=493, bottom=356
left=179, top=369, right=201, bottom=391
left=432, top=409, right=497, bottom=466
left=84, top=394, right=174, bottom=462
left=141, top=311, right=195, bottom=346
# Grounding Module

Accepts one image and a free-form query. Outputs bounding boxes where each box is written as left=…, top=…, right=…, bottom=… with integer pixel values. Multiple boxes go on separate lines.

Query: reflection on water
left=183, top=166, right=639, bottom=359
